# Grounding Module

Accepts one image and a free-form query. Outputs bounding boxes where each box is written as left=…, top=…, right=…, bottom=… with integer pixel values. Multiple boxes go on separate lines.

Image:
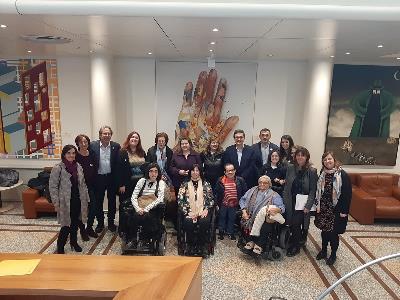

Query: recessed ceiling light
left=27, top=50, right=32, bottom=53
left=267, top=54, right=274, bottom=57
left=209, top=49, right=213, bottom=52
left=212, top=28, right=219, bottom=32
left=0, top=24, right=7, bottom=28
left=210, top=42, right=216, bottom=45
left=148, top=52, right=152, bottom=55
left=345, top=52, right=351, bottom=55
left=397, top=57, right=400, bottom=60
left=330, top=55, right=335, bottom=58
left=89, top=50, right=94, bottom=53
left=377, top=44, right=383, bottom=48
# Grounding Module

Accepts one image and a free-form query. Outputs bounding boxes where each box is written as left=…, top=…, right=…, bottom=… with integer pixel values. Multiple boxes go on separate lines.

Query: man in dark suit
left=223, top=129, right=258, bottom=189
left=90, top=125, right=121, bottom=233
left=146, top=132, right=173, bottom=185
left=251, top=128, right=279, bottom=172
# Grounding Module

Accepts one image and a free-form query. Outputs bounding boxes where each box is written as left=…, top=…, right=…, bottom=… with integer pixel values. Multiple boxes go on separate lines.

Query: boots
left=78, top=221, right=90, bottom=241
left=70, top=228, right=83, bottom=252
left=327, top=234, right=339, bottom=266
left=56, top=226, right=70, bottom=254
left=317, top=232, right=329, bottom=260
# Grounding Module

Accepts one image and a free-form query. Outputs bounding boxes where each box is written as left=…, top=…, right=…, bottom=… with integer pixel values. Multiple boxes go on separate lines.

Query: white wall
left=2, top=56, right=400, bottom=201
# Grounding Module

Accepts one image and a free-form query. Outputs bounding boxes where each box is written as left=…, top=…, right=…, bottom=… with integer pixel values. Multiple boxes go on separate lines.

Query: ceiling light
left=209, top=49, right=213, bottom=52
left=212, top=28, right=219, bottom=32
left=345, top=52, right=351, bottom=55
left=210, top=42, right=216, bottom=45
left=148, top=52, right=152, bottom=55
left=89, top=50, right=94, bottom=53
left=267, top=54, right=274, bottom=57
left=330, top=55, right=335, bottom=58
left=27, top=50, right=32, bottom=53
left=397, top=57, right=400, bottom=60
left=0, top=24, right=7, bottom=28
left=377, top=44, right=383, bottom=48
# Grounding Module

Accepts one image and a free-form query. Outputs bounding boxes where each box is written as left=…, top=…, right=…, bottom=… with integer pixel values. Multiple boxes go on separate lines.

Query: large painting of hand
left=174, top=69, right=239, bottom=152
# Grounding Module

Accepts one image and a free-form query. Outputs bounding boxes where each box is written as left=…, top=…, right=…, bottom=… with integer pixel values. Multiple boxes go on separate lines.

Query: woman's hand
left=137, top=208, right=145, bottom=215
left=316, top=207, right=320, bottom=214
left=242, top=210, right=249, bottom=220
left=119, top=186, right=126, bottom=194
left=179, top=169, right=189, bottom=176
left=279, top=179, right=285, bottom=185
left=303, top=207, right=310, bottom=214
left=268, top=206, right=281, bottom=216
left=200, top=209, right=208, bottom=218
left=340, top=213, right=347, bottom=217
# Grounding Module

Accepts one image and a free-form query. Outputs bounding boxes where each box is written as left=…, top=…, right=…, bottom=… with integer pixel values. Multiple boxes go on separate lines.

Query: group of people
left=49, top=126, right=351, bottom=266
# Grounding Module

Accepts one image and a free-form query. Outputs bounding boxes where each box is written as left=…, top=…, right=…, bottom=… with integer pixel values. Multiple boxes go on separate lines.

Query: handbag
left=138, top=194, right=157, bottom=209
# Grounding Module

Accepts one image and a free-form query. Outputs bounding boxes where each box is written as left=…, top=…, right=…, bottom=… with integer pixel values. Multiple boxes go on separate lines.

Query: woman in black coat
left=200, top=139, right=224, bottom=192
left=260, top=150, right=286, bottom=196
left=314, top=151, right=352, bottom=266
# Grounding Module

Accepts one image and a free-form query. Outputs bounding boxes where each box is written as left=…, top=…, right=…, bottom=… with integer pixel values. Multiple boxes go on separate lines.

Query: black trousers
left=250, top=222, right=275, bottom=248
left=86, top=186, right=97, bottom=228
left=290, top=211, right=307, bottom=248
left=321, top=231, right=339, bottom=254
left=95, top=174, right=117, bottom=226
left=183, top=214, right=211, bottom=246
left=129, top=210, right=160, bottom=240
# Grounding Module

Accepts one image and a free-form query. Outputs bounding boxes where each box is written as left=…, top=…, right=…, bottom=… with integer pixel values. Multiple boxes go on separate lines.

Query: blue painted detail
left=0, top=81, right=21, bottom=95
left=3, top=122, right=25, bottom=134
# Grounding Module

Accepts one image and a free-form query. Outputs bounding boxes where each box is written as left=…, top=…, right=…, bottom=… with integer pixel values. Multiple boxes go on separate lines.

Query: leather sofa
left=22, top=187, right=55, bottom=219
left=349, top=173, right=400, bottom=225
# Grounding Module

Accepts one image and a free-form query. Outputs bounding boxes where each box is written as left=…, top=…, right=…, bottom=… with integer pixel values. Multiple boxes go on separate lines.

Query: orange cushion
left=375, top=197, right=400, bottom=218
left=358, top=174, right=394, bottom=197
left=35, top=197, right=55, bottom=212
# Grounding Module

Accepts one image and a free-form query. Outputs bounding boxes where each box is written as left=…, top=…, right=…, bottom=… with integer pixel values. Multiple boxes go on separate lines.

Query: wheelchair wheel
left=268, top=247, right=284, bottom=261
left=157, top=230, right=167, bottom=256
left=279, top=226, right=291, bottom=250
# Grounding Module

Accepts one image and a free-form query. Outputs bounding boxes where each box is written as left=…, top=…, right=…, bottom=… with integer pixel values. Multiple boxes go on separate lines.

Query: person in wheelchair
left=128, top=163, right=166, bottom=247
left=238, top=176, right=283, bottom=250
left=177, top=164, right=214, bottom=256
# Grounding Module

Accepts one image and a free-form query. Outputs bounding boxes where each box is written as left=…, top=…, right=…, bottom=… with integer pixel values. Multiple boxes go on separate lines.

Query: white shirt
left=261, top=142, right=270, bottom=165
left=236, top=147, right=243, bottom=166
left=98, top=142, right=111, bottom=174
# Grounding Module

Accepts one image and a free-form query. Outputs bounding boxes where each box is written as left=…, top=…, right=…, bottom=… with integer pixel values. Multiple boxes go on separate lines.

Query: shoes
left=229, top=234, right=236, bottom=240
left=286, top=246, right=300, bottom=257
left=95, top=225, right=104, bottom=233
left=108, top=223, right=117, bottom=232
left=86, top=227, right=99, bottom=238
left=56, top=247, right=65, bottom=254
left=316, top=250, right=327, bottom=260
left=70, top=243, right=83, bottom=252
left=80, top=229, right=90, bottom=241
left=241, top=241, right=254, bottom=255
left=252, top=245, right=263, bottom=255
left=326, top=254, right=337, bottom=266
left=218, top=233, right=224, bottom=240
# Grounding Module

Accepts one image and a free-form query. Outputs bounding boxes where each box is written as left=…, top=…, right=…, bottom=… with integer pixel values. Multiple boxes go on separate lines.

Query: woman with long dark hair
left=314, top=151, right=352, bottom=265
left=282, top=146, right=317, bottom=257
left=260, top=150, right=286, bottom=196
left=49, top=145, right=89, bottom=254
left=279, top=135, right=294, bottom=165
left=201, top=138, right=224, bottom=191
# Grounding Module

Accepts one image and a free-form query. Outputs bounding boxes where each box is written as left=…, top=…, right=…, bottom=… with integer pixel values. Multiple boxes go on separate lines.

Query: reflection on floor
left=0, top=201, right=399, bottom=300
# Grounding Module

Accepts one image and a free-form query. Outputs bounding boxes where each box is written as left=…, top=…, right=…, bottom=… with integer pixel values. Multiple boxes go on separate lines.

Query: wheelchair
left=119, top=199, right=167, bottom=256
left=237, top=218, right=291, bottom=262
left=177, top=205, right=216, bottom=258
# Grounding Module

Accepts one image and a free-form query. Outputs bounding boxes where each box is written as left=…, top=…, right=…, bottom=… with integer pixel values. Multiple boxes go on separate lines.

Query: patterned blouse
left=177, top=180, right=214, bottom=216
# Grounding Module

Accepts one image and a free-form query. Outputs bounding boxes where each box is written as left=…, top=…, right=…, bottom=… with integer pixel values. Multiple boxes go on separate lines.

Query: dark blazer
left=223, top=144, right=258, bottom=188
left=283, top=164, right=318, bottom=224
left=169, top=150, right=202, bottom=188
left=201, top=150, right=224, bottom=187
left=146, top=145, right=173, bottom=176
left=333, top=170, right=352, bottom=234
left=215, top=176, right=247, bottom=207
left=251, top=141, right=279, bottom=171
left=260, top=163, right=287, bottom=196
left=90, top=140, right=121, bottom=178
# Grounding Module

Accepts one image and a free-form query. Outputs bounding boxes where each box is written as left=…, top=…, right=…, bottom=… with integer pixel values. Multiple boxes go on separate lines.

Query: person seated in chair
left=177, top=164, right=214, bottom=256
left=129, top=163, right=166, bottom=245
left=239, top=175, right=283, bottom=253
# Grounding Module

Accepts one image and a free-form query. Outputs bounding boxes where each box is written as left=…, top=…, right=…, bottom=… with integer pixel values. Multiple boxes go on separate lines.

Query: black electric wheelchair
left=119, top=199, right=167, bottom=256
left=176, top=205, right=217, bottom=258
left=237, top=217, right=291, bottom=262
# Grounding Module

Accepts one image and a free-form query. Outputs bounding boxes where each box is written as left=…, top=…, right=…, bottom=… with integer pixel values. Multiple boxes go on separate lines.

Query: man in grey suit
left=251, top=128, right=279, bottom=173
left=90, top=126, right=121, bottom=233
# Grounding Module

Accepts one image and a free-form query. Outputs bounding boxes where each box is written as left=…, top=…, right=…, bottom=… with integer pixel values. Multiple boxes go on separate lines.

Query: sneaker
left=218, top=233, right=224, bottom=240
left=316, top=250, right=327, bottom=260
left=326, top=254, right=337, bottom=266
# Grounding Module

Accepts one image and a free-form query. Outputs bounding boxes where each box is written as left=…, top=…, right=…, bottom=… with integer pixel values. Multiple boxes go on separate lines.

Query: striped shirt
left=222, top=176, right=238, bottom=207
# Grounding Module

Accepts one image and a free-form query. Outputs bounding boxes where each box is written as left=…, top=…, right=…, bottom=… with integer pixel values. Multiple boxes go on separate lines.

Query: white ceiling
left=1, top=12, right=400, bottom=63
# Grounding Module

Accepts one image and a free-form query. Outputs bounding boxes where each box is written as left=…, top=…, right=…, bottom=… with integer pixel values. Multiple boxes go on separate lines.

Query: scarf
left=62, top=158, right=78, bottom=183
left=316, top=167, right=342, bottom=209
left=244, top=186, right=276, bottom=230
left=187, top=179, right=204, bottom=217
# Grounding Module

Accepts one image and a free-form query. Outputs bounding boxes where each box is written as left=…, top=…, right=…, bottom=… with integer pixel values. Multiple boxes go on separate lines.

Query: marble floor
left=0, top=201, right=399, bottom=300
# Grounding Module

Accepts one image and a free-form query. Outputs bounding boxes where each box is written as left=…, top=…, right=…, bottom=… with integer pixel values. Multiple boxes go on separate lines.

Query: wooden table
left=0, top=253, right=202, bottom=300
left=0, top=180, right=23, bottom=213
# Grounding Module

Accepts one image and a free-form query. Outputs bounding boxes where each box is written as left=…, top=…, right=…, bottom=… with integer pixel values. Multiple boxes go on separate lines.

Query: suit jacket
left=146, top=145, right=173, bottom=176
left=251, top=141, right=279, bottom=171
left=90, top=140, right=121, bottom=178
left=223, top=144, right=258, bottom=188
